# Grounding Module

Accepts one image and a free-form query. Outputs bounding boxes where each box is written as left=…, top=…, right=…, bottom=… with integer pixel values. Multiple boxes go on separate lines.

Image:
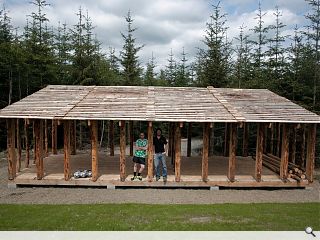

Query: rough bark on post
left=63, top=120, right=71, bottom=181
left=242, top=123, right=249, bottom=157
left=147, top=122, right=153, bottom=182
left=70, top=120, right=76, bottom=155
left=16, top=119, right=21, bottom=172
left=168, top=123, right=172, bottom=157
left=174, top=123, right=182, bottom=182
left=224, top=123, right=230, bottom=157
left=34, top=119, right=44, bottom=180
left=280, top=124, right=289, bottom=180
left=24, top=119, right=30, bottom=168
left=7, top=119, right=16, bottom=180
left=109, top=120, right=114, bottom=156
left=52, top=119, right=58, bottom=155
left=202, top=122, right=210, bottom=182
left=129, top=121, right=134, bottom=156
left=306, top=124, right=317, bottom=182
left=44, top=119, right=48, bottom=157
left=90, top=120, right=99, bottom=182
left=228, top=123, right=237, bottom=182
left=255, top=123, right=264, bottom=182
left=119, top=120, right=126, bottom=182
left=187, top=122, right=192, bottom=157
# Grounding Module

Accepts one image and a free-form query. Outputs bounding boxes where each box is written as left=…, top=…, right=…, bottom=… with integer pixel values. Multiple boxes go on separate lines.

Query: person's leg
left=161, top=154, right=167, bottom=181
left=137, top=163, right=145, bottom=181
left=154, top=154, right=161, bottom=180
left=131, top=162, right=138, bottom=180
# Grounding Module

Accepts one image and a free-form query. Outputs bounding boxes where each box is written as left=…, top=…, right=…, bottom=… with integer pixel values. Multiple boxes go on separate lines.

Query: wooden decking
left=12, top=152, right=308, bottom=188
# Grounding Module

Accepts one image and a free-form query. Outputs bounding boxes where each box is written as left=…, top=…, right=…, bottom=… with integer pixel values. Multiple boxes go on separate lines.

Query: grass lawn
left=0, top=203, right=319, bottom=231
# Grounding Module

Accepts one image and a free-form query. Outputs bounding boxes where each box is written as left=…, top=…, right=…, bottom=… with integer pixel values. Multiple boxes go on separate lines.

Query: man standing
left=131, top=132, right=148, bottom=181
left=153, top=128, right=168, bottom=182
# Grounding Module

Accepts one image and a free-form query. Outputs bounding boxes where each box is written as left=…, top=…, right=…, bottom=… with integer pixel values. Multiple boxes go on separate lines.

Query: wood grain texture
left=280, top=124, right=289, bottom=180
left=7, top=119, right=16, bottom=180
left=34, top=119, right=44, bottom=180
left=255, top=123, right=264, bottom=182
left=306, top=124, right=317, bottom=182
left=90, top=120, right=99, bottom=182
left=63, top=120, right=71, bottom=180
left=202, top=122, right=210, bottom=182
left=119, top=120, right=126, bottom=182
left=228, top=123, right=237, bottom=182
left=174, top=123, right=181, bottom=182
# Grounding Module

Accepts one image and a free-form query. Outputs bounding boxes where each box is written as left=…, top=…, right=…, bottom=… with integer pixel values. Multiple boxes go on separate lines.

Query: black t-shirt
left=153, top=135, right=167, bottom=153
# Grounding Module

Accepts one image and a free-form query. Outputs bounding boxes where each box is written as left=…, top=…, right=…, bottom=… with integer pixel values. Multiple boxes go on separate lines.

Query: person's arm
left=164, top=137, right=168, bottom=156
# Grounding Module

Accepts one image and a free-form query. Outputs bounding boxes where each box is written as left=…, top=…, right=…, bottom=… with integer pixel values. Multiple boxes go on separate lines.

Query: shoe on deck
left=163, top=176, right=167, bottom=183
left=137, top=176, right=142, bottom=181
left=131, top=176, right=137, bottom=181
left=156, top=176, right=160, bottom=181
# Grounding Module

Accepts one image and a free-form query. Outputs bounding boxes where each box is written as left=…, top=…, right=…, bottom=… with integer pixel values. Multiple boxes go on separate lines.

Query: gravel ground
left=0, top=153, right=319, bottom=205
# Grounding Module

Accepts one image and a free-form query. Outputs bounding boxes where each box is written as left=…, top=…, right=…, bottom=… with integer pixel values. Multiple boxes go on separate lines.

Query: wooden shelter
left=0, top=85, right=319, bottom=188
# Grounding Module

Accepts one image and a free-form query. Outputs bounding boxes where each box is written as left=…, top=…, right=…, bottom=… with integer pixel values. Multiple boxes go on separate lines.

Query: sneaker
left=156, top=176, right=160, bottom=181
left=137, top=176, right=142, bottom=181
left=131, top=176, right=137, bottom=181
left=163, top=176, right=167, bottom=183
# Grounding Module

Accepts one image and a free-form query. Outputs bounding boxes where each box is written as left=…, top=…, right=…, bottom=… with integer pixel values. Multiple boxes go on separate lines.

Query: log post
left=209, top=123, right=214, bottom=156
left=24, top=119, right=30, bottom=168
left=63, top=120, right=71, bottom=181
left=187, top=122, right=192, bottom=157
left=70, top=120, right=76, bottom=155
left=34, top=119, right=44, bottom=180
left=52, top=119, right=58, bottom=155
left=202, top=122, right=210, bottom=182
left=224, top=123, right=230, bottom=157
left=255, top=123, right=264, bottom=182
left=174, top=123, right=182, bottom=182
left=119, top=120, right=126, bottom=182
left=129, top=121, right=134, bottom=156
left=7, top=119, right=16, bottom=180
left=242, top=123, right=249, bottom=157
left=147, top=121, right=154, bottom=182
left=301, top=124, right=306, bottom=167
left=109, top=120, right=114, bottom=156
left=33, top=121, right=36, bottom=164
left=90, top=120, right=99, bottom=182
left=306, top=124, right=317, bottom=182
left=228, top=123, right=237, bottom=182
left=16, top=119, right=21, bottom=172
left=276, top=123, right=281, bottom=157
left=291, top=125, right=297, bottom=164
left=171, top=123, right=175, bottom=166
left=44, top=119, right=48, bottom=157
left=168, top=123, right=172, bottom=157
left=280, top=124, right=289, bottom=180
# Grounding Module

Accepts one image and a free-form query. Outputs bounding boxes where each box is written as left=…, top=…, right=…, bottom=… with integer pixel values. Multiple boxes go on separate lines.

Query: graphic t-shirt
left=134, top=139, right=148, bottom=158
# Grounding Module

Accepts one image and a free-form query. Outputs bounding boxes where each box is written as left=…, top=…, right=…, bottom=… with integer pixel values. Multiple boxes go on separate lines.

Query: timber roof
left=0, top=85, right=319, bottom=123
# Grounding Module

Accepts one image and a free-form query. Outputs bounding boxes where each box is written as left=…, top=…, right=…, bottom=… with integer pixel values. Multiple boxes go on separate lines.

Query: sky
left=1, top=0, right=312, bottom=70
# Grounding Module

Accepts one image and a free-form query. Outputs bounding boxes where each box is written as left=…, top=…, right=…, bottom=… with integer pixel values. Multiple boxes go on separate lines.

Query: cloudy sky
left=1, top=0, right=312, bottom=70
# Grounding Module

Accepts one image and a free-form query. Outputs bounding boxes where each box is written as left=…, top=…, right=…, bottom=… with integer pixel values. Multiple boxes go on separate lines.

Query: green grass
left=0, top=203, right=319, bottom=230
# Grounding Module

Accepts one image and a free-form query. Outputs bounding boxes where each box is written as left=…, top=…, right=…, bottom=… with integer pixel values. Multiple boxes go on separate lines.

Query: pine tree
left=120, top=10, right=144, bottom=86
left=165, top=49, right=176, bottom=86
left=174, top=47, right=190, bottom=86
left=144, top=53, right=156, bottom=86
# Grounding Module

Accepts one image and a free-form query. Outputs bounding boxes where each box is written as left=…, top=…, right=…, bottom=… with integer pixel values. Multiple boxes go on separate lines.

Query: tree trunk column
left=255, top=123, right=264, bottom=182
left=129, top=121, right=134, bottom=156
left=52, top=119, right=58, bottom=155
left=7, top=119, right=17, bottom=180
left=187, top=122, right=192, bottom=157
left=202, top=122, right=210, bottom=182
left=90, top=120, right=99, bottom=182
left=306, top=124, right=317, bottom=182
left=63, top=120, right=71, bottom=180
left=44, top=119, right=48, bottom=157
left=34, top=119, right=44, bottom=180
left=228, top=123, right=237, bottom=182
left=16, top=119, right=21, bottom=172
left=147, top=122, right=154, bottom=182
left=280, top=124, right=289, bottom=180
left=119, top=120, right=126, bottom=182
left=174, top=123, right=182, bottom=182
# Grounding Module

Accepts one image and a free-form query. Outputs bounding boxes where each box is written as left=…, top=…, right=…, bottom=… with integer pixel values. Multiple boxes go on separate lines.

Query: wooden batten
left=187, top=122, right=192, bottom=157
left=202, top=122, right=210, bottom=182
left=52, top=119, right=58, bottom=155
left=129, top=121, right=134, bottom=156
left=16, top=119, right=21, bottom=172
left=109, top=120, right=114, bottom=156
left=24, top=119, right=30, bottom=168
left=224, top=123, right=230, bottom=157
left=306, top=124, right=317, bottom=182
left=7, top=119, right=16, bottom=180
left=147, top=121, right=153, bottom=182
left=43, top=119, right=48, bottom=157
left=63, top=120, right=71, bottom=181
left=34, top=119, right=44, bottom=180
left=280, top=124, right=289, bottom=180
left=119, top=120, right=126, bottom=182
left=255, top=123, right=264, bottom=182
left=242, top=123, right=249, bottom=157
left=90, top=120, right=99, bottom=182
left=228, top=123, right=237, bottom=182
left=70, top=120, right=76, bottom=155
left=174, top=123, right=181, bottom=182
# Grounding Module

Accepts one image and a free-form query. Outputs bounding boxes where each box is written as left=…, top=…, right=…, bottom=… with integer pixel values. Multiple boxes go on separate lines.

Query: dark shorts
left=132, top=156, right=146, bottom=165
